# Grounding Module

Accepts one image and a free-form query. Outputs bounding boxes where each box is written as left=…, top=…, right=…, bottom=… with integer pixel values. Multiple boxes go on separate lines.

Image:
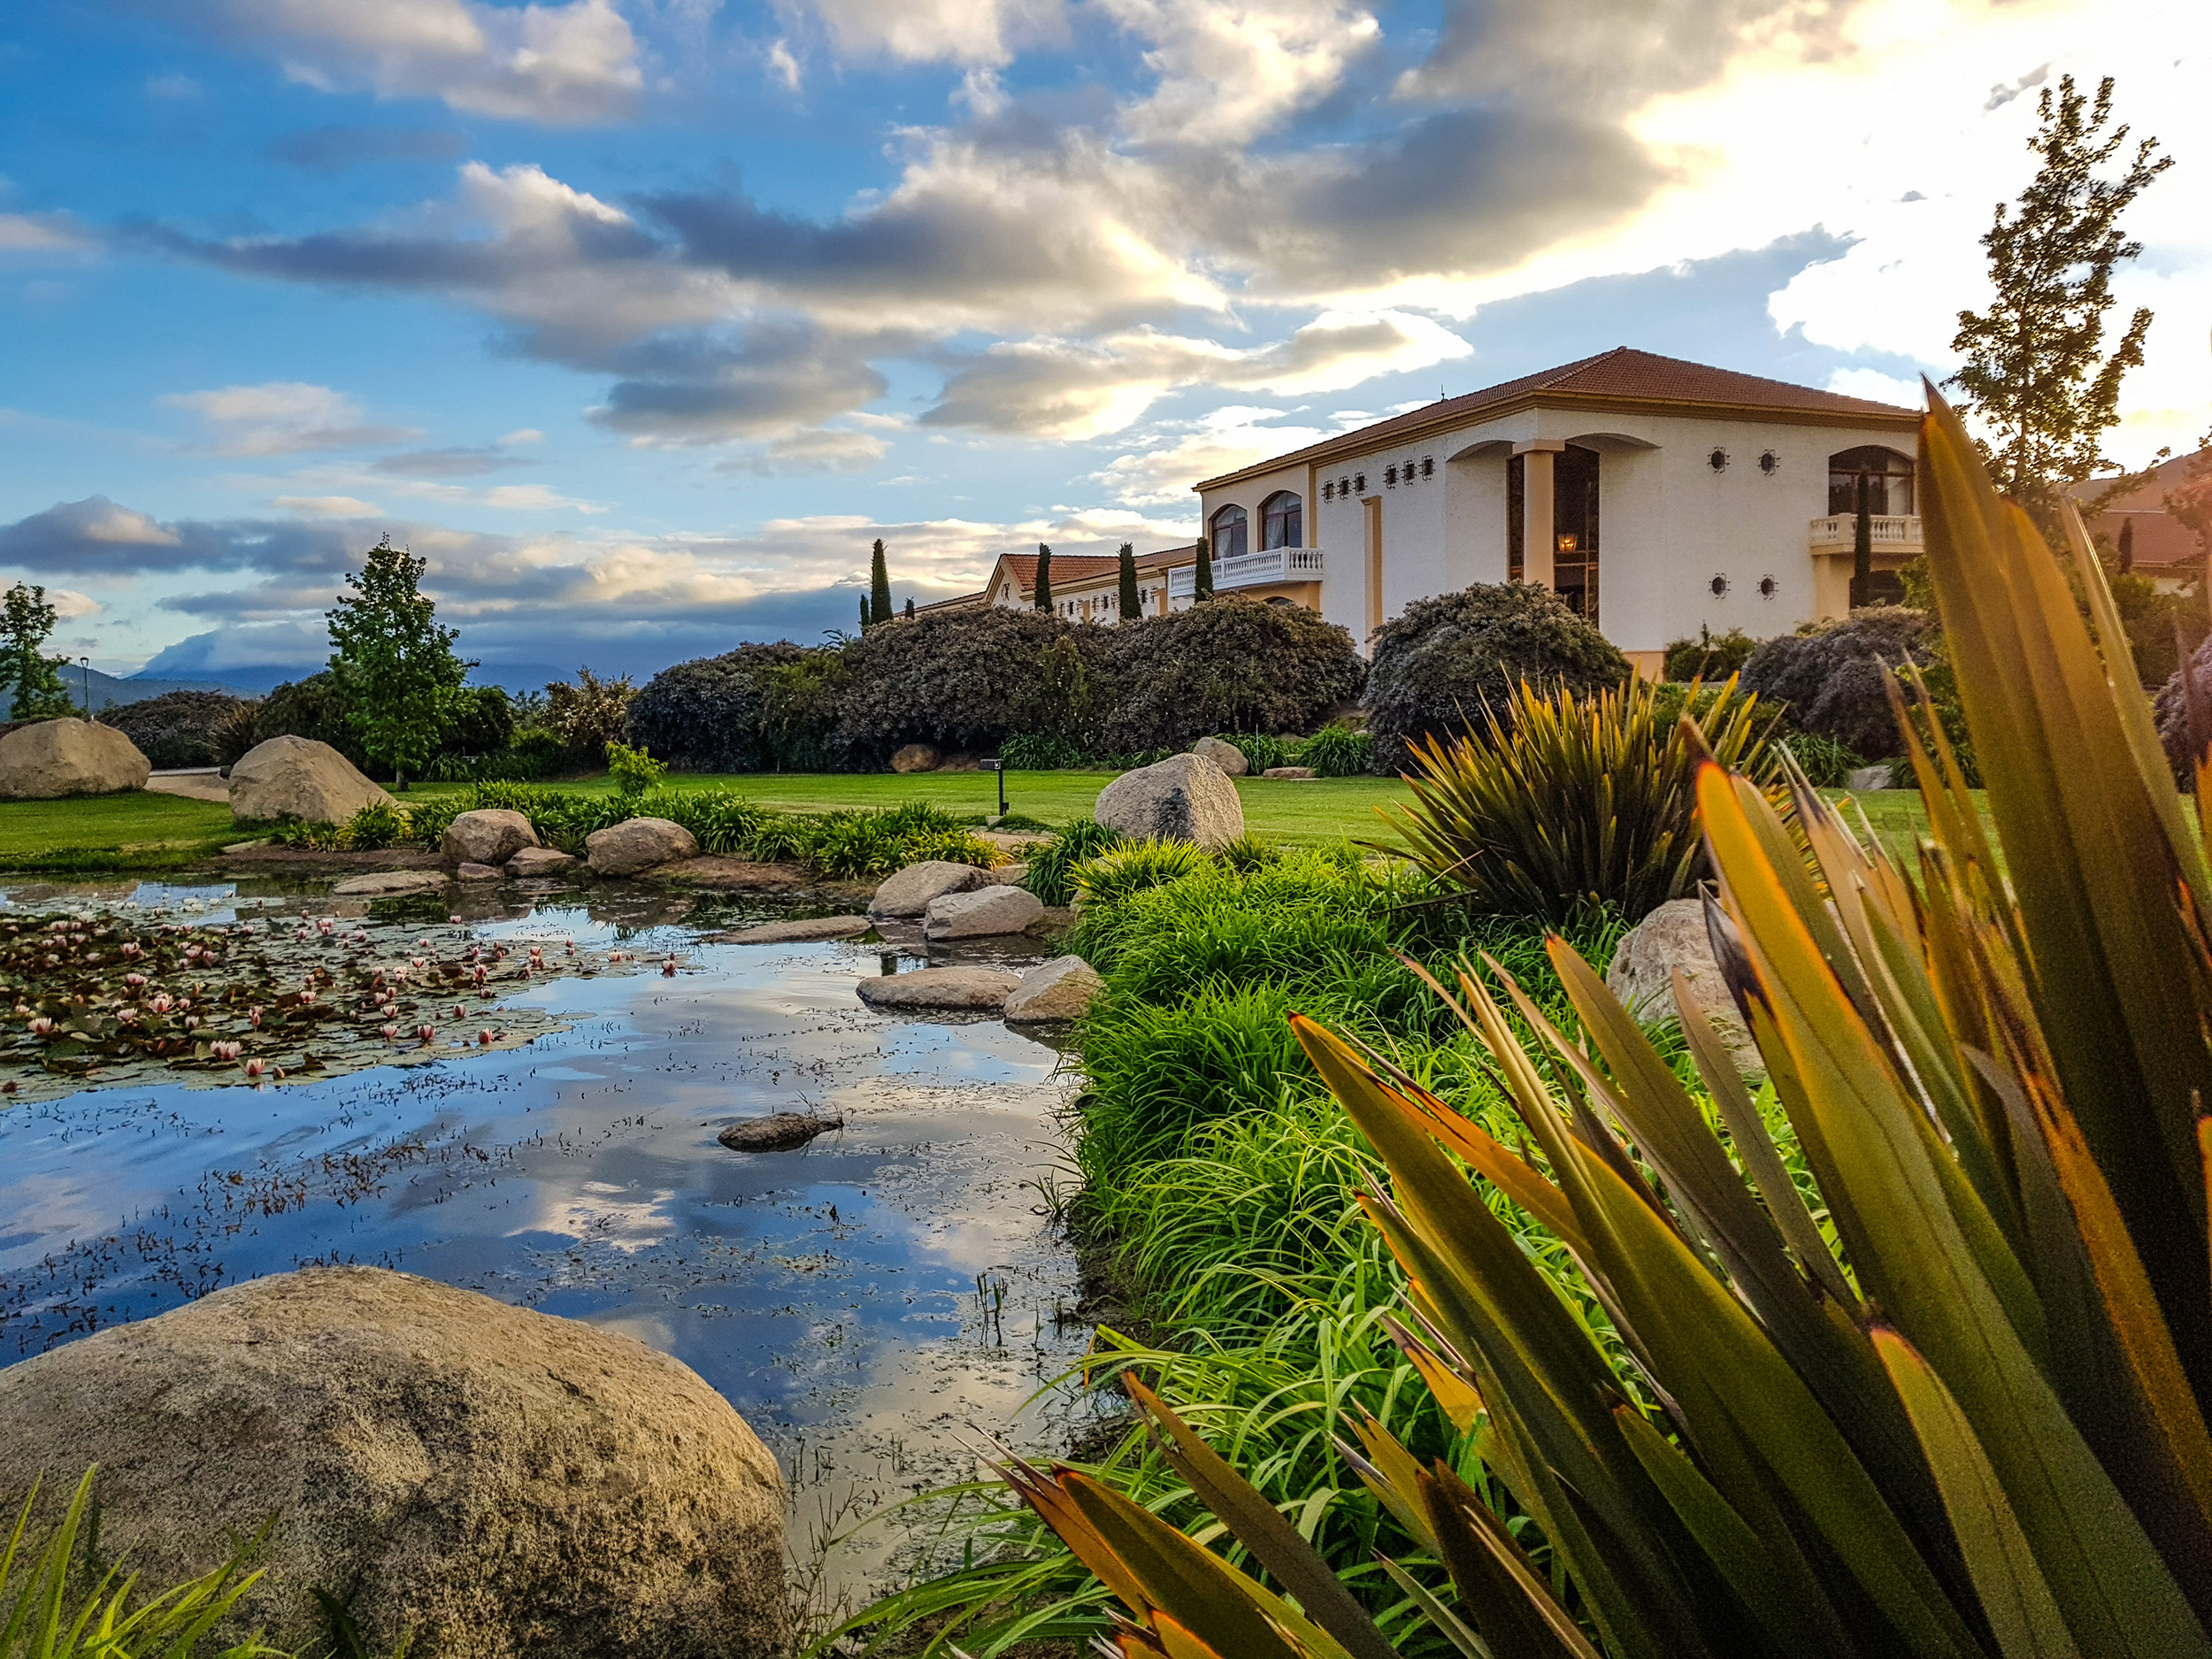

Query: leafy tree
left=1950, top=73, right=2170, bottom=528
left=1193, top=535, right=1213, bottom=602
left=325, top=535, right=469, bottom=789
left=868, top=537, right=893, bottom=626
left=0, top=584, right=74, bottom=719
left=1117, top=542, right=1141, bottom=622
left=1033, top=543, right=1054, bottom=611
left=2166, top=434, right=2212, bottom=576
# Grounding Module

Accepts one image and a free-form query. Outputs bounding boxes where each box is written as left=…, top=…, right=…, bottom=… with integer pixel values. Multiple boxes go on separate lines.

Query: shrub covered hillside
left=1093, top=598, right=1365, bottom=755
left=626, top=641, right=850, bottom=772
left=1364, top=582, right=1628, bottom=773
left=98, top=690, right=254, bottom=769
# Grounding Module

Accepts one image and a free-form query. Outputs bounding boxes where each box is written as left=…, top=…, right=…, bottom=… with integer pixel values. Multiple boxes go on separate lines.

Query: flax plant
left=990, top=389, right=2212, bottom=1656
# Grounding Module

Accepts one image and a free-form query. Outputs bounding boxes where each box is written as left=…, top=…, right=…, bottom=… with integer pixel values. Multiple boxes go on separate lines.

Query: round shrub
left=1094, top=597, right=1365, bottom=757
left=1740, top=606, right=1932, bottom=760
left=441, top=685, right=513, bottom=756
left=2154, top=634, right=2212, bottom=781
left=1363, top=583, right=1629, bottom=773
left=628, top=642, right=848, bottom=772
left=99, top=690, right=256, bottom=769
left=837, top=606, right=1104, bottom=764
left=1661, top=626, right=1759, bottom=682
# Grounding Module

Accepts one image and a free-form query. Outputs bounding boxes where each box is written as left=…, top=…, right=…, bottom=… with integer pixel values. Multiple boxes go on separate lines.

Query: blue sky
left=2, top=0, right=2205, bottom=689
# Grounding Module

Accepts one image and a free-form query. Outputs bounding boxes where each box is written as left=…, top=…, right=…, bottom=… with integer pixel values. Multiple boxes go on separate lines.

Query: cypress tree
left=1194, top=536, right=1214, bottom=602
left=860, top=595, right=871, bottom=632
left=1117, top=542, right=1141, bottom=621
left=1033, top=543, right=1054, bottom=611
left=904, top=596, right=915, bottom=618
left=869, top=537, right=893, bottom=626
left=2118, top=518, right=2135, bottom=572
left=1850, top=473, right=1872, bottom=609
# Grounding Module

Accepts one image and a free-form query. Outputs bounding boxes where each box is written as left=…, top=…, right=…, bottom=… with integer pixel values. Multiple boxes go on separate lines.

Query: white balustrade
left=1169, top=547, right=1325, bottom=597
left=1809, top=515, right=1923, bottom=550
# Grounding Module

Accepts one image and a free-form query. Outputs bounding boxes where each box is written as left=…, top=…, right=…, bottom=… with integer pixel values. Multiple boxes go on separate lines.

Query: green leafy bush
left=603, top=741, right=665, bottom=796
left=1095, top=598, right=1365, bottom=756
left=1294, top=721, right=1372, bottom=777
left=1661, top=623, right=1760, bottom=681
left=342, top=802, right=411, bottom=850
left=1777, top=728, right=1866, bottom=787
left=1213, top=833, right=1280, bottom=873
left=1376, top=672, right=1780, bottom=924
left=250, top=672, right=367, bottom=766
left=998, top=733, right=1087, bottom=771
left=1740, top=604, right=1932, bottom=759
left=1363, top=581, right=1630, bottom=772
left=626, top=642, right=849, bottom=772
left=1022, top=817, right=1125, bottom=905
left=837, top=606, right=1104, bottom=764
left=99, top=691, right=257, bottom=770
left=542, top=668, right=635, bottom=766
left=1070, top=840, right=1211, bottom=907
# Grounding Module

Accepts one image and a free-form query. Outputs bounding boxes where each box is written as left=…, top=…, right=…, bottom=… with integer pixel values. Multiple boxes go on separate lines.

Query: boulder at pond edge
left=1094, top=753, right=1245, bottom=849
left=856, top=966, right=1022, bottom=1011
left=868, top=859, right=988, bottom=919
left=0, top=1266, right=787, bottom=1659
left=442, top=808, right=538, bottom=867
left=586, top=816, right=699, bottom=876
left=1004, top=954, right=1103, bottom=1022
left=0, top=718, right=150, bottom=799
left=228, top=735, right=393, bottom=825
left=924, top=884, right=1044, bottom=940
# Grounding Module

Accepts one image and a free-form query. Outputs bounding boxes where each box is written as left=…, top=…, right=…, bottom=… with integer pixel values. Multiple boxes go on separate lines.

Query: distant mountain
left=60, top=667, right=262, bottom=710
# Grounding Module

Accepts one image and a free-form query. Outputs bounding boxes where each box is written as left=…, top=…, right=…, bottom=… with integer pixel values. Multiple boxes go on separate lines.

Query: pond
left=0, top=872, right=1098, bottom=1627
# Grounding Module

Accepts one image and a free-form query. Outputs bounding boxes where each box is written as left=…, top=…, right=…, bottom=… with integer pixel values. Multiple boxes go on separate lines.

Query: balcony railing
left=1169, top=546, right=1324, bottom=598
left=1809, top=514, right=1923, bottom=551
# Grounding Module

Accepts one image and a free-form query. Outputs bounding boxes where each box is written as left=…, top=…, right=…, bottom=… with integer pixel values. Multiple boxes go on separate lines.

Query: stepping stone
left=869, top=860, right=987, bottom=919
left=924, top=885, right=1044, bottom=941
left=505, top=846, right=576, bottom=878
left=456, top=862, right=503, bottom=881
left=718, top=1112, right=842, bottom=1153
left=1004, top=955, right=1104, bottom=1022
left=713, top=915, right=872, bottom=944
left=856, top=966, right=1022, bottom=1012
left=332, top=871, right=446, bottom=897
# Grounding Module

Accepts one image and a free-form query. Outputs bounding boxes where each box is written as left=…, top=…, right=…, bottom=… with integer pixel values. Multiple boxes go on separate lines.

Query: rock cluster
left=1094, top=753, right=1244, bottom=849
left=0, top=1267, right=787, bottom=1659
left=228, top=736, right=392, bottom=824
left=0, top=718, right=150, bottom=799
left=868, top=859, right=987, bottom=919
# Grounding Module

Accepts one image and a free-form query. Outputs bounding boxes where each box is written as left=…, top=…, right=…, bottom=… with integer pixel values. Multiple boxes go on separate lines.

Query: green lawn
left=0, top=792, right=238, bottom=870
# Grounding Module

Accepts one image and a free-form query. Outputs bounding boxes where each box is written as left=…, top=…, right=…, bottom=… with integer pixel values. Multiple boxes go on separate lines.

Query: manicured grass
left=424, top=770, right=1420, bottom=847
left=0, top=791, right=238, bottom=870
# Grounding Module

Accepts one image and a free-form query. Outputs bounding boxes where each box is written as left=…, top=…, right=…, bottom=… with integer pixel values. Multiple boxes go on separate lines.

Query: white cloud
left=1094, top=405, right=1339, bottom=503
left=209, top=0, right=642, bottom=124
left=1106, top=0, right=1380, bottom=147
left=273, top=494, right=380, bottom=516
left=0, top=213, right=89, bottom=253
left=720, top=428, right=892, bottom=474
left=46, top=589, right=101, bottom=619
left=145, top=73, right=202, bottom=97
left=163, top=382, right=418, bottom=456
left=1826, top=367, right=1922, bottom=409
left=803, top=0, right=1064, bottom=66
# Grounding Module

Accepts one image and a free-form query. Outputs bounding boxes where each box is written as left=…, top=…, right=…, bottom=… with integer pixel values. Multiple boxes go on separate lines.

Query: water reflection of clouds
left=523, top=1178, right=681, bottom=1253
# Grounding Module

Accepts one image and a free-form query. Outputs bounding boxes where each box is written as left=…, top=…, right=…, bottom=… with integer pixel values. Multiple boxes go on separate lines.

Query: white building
left=1191, top=348, right=1924, bottom=674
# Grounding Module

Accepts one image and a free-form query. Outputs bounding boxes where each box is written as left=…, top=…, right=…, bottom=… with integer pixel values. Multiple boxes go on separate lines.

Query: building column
left=1516, top=440, right=1564, bottom=590
left=1363, top=495, right=1384, bottom=643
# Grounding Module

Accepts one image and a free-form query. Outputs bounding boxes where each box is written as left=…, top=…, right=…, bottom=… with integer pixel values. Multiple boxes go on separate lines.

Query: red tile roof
left=995, top=545, right=1196, bottom=596
left=1195, top=348, right=1921, bottom=489
left=2072, top=448, right=2212, bottom=571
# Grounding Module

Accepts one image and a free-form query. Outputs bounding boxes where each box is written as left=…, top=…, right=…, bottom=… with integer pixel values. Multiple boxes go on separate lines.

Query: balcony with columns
left=1169, top=547, right=1325, bottom=599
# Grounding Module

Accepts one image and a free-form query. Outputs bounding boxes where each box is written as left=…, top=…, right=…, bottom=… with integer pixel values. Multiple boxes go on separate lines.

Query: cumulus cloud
left=803, top=0, right=1064, bottom=66
left=1105, top=0, right=1380, bottom=148
left=587, top=321, right=892, bottom=443
left=0, top=497, right=261, bottom=572
left=1093, top=405, right=1338, bottom=503
left=926, top=311, right=1471, bottom=436
left=162, top=382, right=418, bottom=456
left=718, top=428, right=894, bottom=474
left=195, top=0, right=641, bottom=124
left=273, top=494, right=380, bottom=516
left=265, top=124, right=472, bottom=170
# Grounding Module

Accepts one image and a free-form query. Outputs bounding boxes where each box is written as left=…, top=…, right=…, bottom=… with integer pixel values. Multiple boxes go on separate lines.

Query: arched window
left=1210, top=504, right=1248, bottom=561
left=1828, top=446, right=1915, bottom=516
left=1260, top=491, right=1302, bottom=549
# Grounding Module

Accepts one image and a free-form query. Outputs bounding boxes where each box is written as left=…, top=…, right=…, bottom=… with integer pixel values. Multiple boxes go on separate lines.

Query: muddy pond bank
left=0, top=866, right=1098, bottom=1626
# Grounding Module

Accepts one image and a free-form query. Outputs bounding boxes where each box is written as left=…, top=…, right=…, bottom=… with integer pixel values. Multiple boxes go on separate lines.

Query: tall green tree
left=326, top=535, right=469, bottom=789
left=1033, top=543, right=1054, bottom=611
left=1950, top=73, right=2170, bottom=528
left=1117, top=542, right=1141, bottom=621
left=1193, top=535, right=1214, bottom=602
left=868, top=537, right=893, bottom=626
left=0, top=584, right=73, bottom=719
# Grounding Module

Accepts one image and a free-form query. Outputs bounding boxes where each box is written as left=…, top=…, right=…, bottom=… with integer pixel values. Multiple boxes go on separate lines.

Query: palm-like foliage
left=992, top=391, right=2212, bottom=1656
left=1373, top=672, right=1778, bottom=924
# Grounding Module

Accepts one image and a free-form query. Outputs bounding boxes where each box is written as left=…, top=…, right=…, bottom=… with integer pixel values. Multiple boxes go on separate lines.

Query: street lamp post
left=979, top=758, right=1007, bottom=822
left=78, top=657, right=89, bottom=718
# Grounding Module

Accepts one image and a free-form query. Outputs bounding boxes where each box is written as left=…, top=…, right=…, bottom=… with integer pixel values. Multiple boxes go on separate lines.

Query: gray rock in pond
left=586, top=816, right=699, bottom=877
left=1192, top=735, right=1248, bottom=776
left=0, top=1266, right=786, bottom=1659
left=228, top=735, right=393, bottom=825
left=0, top=718, right=150, bottom=799
left=1262, top=766, right=1317, bottom=780
left=1004, top=954, right=1104, bottom=1022
left=506, top=845, right=576, bottom=878
left=868, top=859, right=989, bottom=919
left=718, top=1111, right=842, bottom=1152
left=331, top=870, right=446, bottom=897
left=456, top=861, right=503, bottom=881
left=856, top=966, right=1023, bottom=1012
left=1606, top=898, right=1764, bottom=1083
left=925, top=884, right=1044, bottom=940
left=714, top=915, right=872, bottom=944
left=1094, top=753, right=1245, bottom=849
left=889, top=741, right=941, bottom=773
left=442, top=807, right=538, bottom=867
left=1846, top=764, right=1895, bottom=792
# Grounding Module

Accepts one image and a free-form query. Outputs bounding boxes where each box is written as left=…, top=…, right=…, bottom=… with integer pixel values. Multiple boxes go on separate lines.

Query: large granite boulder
left=868, top=859, right=988, bottom=919
left=889, top=742, right=941, bottom=773
left=505, top=846, right=576, bottom=878
left=1191, top=736, right=1248, bottom=777
left=586, top=817, right=698, bottom=877
left=1605, top=898, right=1764, bottom=1082
left=856, top=967, right=1022, bottom=1012
left=924, top=885, right=1044, bottom=940
left=442, top=808, right=538, bottom=867
left=0, top=718, right=150, bottom=799
left=0, top=1267, right=786, bottom=1659
left=1094, top=754, right=1244, bottom=849
left=332, top=870, right=446, bottom=898
left=228, top=735, right=392, bottom=824
left=1004, top=955, right=1104, bottom=1022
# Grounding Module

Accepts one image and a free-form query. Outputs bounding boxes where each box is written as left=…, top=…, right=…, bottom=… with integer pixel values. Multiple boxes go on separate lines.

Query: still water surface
left=0, top=874, right=1094, bottom=1617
